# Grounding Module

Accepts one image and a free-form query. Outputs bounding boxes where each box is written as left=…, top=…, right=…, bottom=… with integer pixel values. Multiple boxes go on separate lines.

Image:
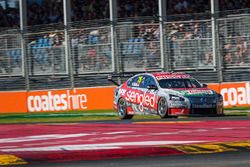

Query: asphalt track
left=0, top=115, right=250, bottom=166
left=28, top=150, right=250, bottom=167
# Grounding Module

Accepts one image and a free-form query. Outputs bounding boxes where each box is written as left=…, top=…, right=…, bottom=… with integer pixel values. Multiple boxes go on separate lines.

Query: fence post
left=211, top=0, right=222, bottom=83
left=159, top=0, right=168, bottom=71
left=109, top=0, right=119, bottom=75
left=63, top=0, right=74, bottom=89
left=19, top=0, right=30, bottom=91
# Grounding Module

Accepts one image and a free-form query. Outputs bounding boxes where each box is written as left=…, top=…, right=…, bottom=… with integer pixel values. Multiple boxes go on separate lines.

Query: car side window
left=143, top=76, right=157, bottom=88
left=130, top=76, right=144, bottom=88
left=186, top=80, right=193, bottom=88
left=188, top=79, right=202, bottom=88
left=127, top=78, right=132, bottom=87
left=129, top=75, right=156, bottom=89
left=139, top=76, right=147, bottom=88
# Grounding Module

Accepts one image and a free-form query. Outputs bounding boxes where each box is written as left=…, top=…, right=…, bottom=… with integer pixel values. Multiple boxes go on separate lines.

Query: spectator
left=222, top=35, right=248, bottom=66
left=235, top=35, right=247, bottom=65
left=203, top=52, right=213, bottom=65
left=0, top=6, right=9, bottom=27
left=0, top=50, right=7, bottom=73
left=87, top=47, right=97, bottom=67
left=146, top=41, right=160, bottom=67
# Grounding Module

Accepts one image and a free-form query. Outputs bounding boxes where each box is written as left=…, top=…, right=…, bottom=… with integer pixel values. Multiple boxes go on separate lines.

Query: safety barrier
left=0, top=81, right=249, bottom=113
left=0, top=86, right=114, bottom=113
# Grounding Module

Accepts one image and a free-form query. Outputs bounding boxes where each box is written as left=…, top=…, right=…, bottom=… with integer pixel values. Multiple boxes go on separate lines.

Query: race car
left=113, top=72, right=224, bottom=119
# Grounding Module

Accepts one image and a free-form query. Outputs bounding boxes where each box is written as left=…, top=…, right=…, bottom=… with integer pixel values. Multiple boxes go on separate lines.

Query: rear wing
left=107, top=75, right=120, bottom=86
left=107, top=73, right=134, bottom=86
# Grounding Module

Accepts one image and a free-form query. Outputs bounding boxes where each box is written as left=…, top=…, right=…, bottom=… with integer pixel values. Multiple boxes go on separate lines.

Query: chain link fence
left=69, top=22, right=113, bottom=74
left=217, top=13, right=250, bottom=82
left=0, top=11, right=250, bottom=91
left=0, top=30, right=22, bottom=76
left=117, top=21, right=161, bottom=72
left=166, top=19, right=213, bottom=70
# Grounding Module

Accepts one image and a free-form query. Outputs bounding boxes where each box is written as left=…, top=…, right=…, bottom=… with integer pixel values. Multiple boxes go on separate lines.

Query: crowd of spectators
left=117, top=0, right=157, bottom=18
left=223, top=35, right=248, bottom=66
left=219, top=0, right=250, bottom=11
left=0, top=0, right=249, bottom=74
left=27, top=0, right=63, bottom=25
left=0, top=0, right=250, bottom=28
left=167, top=0, right=209, bottom=15
left=71, top=0, right=109, bottom=21
left=0, top=5, right=19, bottom=28
left=134, top=22, right=160, bottom=41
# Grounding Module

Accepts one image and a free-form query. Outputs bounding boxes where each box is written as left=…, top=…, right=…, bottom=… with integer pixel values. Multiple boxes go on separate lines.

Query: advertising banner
left=27, top=87, right=115, bottom=112
left=0, top=82, right=249, bottom=113
left=0, top=91, right=27, bottom=113
left=208, top=82, right=250, bottom=108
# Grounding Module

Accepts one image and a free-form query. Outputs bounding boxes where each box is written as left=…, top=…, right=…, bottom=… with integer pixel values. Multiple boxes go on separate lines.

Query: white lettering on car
left=124, top=90, right=156, bottom=111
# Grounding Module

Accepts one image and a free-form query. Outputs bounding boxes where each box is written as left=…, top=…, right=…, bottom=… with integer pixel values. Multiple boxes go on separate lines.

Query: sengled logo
left=28, top=90, right=87, bottom=112
left=221, top=83, right=250, bottom=106
left=125, top=90, right=156, bottom=111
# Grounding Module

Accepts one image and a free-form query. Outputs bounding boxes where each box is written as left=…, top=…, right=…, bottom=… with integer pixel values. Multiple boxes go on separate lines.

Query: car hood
left=165, top=88, right=216, bottom=97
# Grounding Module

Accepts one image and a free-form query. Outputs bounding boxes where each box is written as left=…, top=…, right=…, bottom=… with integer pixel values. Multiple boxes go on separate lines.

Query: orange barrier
left=0, top=82, right=249, bottom=113
left=208, top=82, right=250, bottom=108
left=27, top=87, right=115, bottom=112
left=0, top=91, right=27, bottom=113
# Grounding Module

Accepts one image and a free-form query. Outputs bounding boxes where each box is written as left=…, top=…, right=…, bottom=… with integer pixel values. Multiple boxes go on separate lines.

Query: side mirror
left=147, top=85, right=158, bottom=90
left=202, top=83, right=208, bottom=88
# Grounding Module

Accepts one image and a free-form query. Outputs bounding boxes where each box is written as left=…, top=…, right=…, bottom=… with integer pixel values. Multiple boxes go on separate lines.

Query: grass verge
left=0, top=109, right=249, bottom=124
left=225, top=106, right=250, bottom=110
left=0, top=110, right=161, bottom=124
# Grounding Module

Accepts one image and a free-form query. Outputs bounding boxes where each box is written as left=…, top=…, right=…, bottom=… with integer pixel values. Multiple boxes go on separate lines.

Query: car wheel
left=117, top=98, right=133, bottom=119
left=216, top=106, right=224, bottom=116
left=157, top=97, right=168, bottom=118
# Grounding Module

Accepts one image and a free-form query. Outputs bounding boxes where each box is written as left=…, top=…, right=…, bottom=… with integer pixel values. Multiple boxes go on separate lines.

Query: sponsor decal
left=187, top=90, right=213, bottom=95
left=155, top=74, right=191, bottom=80
left=124, top=90, right=156, bottom=111
left=169, top=108, right=189, bottom=115
left=28, top=90, right=87, bottom=112
left=119, top=88, right=127, bottom=96
left=220, top=82, right=250, bottom=107
left=178, top=90, right=214, bottom=97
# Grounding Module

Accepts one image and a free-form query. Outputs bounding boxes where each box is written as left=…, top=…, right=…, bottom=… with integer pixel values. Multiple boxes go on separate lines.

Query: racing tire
left=117, top=98, right=133, bottom=120
left=216, top=107, right=224, bottom=117
left=157, top=97, right=168, bottom=118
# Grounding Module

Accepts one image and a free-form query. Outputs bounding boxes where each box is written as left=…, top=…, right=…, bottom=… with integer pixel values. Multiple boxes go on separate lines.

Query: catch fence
left=0, top=11, right=250, bottom=90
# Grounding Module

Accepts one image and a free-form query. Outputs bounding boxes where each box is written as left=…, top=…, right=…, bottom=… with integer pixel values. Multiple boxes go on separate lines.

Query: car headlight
left=169, top=94, right=185, bottom=101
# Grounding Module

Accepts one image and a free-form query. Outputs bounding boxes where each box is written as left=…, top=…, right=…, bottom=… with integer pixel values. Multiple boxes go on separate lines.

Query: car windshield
left=158, top=79, right=202, bottom=89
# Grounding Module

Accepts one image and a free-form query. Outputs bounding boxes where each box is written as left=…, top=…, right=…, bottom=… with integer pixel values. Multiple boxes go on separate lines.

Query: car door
left=126, top=75, right=146, bottom=112
left=142, top=75, right=158, bottom=111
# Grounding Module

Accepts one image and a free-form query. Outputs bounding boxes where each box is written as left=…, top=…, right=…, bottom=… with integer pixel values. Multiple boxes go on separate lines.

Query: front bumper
left=168, top=102, right=223, bottom=116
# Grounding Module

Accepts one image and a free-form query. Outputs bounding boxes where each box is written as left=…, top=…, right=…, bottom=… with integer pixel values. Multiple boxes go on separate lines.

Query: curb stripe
left=168, top=141, right=250, bottom=154
left=172, top=144, right=236, bottom=154
left=0, top=155, right=27, bottom=166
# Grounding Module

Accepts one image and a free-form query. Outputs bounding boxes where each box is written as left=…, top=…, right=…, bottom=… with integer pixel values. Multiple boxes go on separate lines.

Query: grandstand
left=0, top=0, right=250, bottom=91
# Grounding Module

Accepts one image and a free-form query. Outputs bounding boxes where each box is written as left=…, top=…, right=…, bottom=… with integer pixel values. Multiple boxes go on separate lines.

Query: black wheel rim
left=118, top=99, right=126, bottom=117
